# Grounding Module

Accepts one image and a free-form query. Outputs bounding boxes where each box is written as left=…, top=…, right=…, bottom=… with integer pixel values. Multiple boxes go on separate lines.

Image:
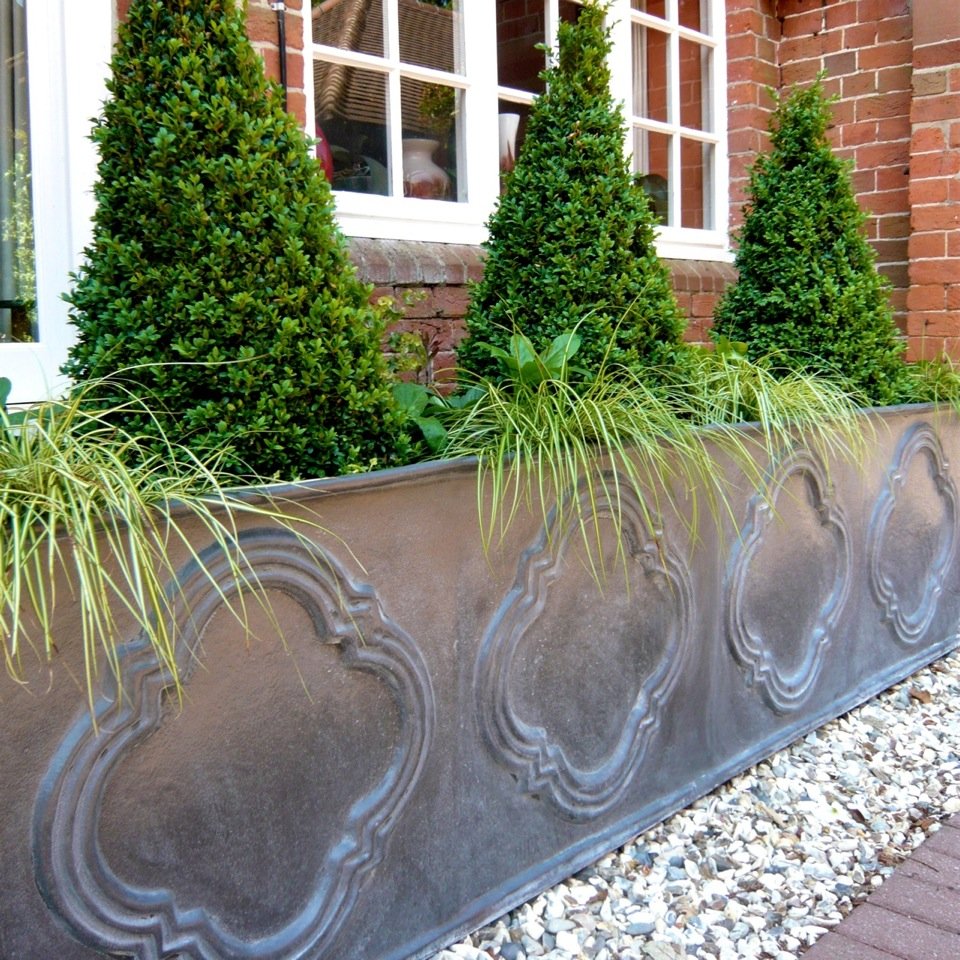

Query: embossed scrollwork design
left=33, top=529, right=434, bottom=960
left=726, top=448, right=852, bottom=714
left=868, top=422, right=959, bottom=646
left=475, top=478, right=693, bottom=822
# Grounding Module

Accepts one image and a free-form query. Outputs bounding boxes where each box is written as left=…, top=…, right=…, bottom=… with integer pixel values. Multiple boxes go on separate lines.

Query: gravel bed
left=431, top=647, right=960, bottom=960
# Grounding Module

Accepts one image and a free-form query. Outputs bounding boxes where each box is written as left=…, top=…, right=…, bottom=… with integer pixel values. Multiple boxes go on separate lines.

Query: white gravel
left=431, top=647, right=960, bottom=960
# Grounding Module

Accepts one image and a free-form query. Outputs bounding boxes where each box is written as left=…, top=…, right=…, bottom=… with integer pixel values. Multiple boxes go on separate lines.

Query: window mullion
left=708, top=0, right=728, bottom=235
left=383, top=0, right=403, bottom=199
left=667, top=5, right=680, bottom=227
left=609, top=0, right=633, bottom=167
left=464, top=0, right=499, bottom=211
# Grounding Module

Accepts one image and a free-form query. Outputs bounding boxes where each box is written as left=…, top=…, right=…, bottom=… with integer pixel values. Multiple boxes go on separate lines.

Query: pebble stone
left=429, top=648, right=960, bottom=960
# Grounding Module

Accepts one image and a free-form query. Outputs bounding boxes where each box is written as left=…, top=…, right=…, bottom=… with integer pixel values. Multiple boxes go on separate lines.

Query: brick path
left=801, top=814, right=960, bottom=959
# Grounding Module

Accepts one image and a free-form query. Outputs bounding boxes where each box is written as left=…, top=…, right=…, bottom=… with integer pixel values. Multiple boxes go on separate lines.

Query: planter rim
left=178, top=400, right=943, bottom=517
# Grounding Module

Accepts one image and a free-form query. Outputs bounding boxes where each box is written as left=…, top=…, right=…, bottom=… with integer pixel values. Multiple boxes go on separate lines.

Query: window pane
left=678, top=38, right=709, bottom=131
left=632, top=0, right=666, bottom=21
left=678, top=0, right=705, bottom=34
left=558, top=1, right=584, bottom=25
left=314, top=63, right=391, bottom=195
left=496, top=0, right=546, bottom=94
left=681, top=137, right=713, bottom=229
left=497, top=99, right=531, bottom=191
left=399, top=0, right=462, bottom=73
left=401, top=78, right=462, bottom=202
left=1, top=0, right=36, bottom=344
left=632, top=23, right=668, bottom=123
left=312, top=0, right=385, bottom=57
left=633, top=128, right=670, bottom=226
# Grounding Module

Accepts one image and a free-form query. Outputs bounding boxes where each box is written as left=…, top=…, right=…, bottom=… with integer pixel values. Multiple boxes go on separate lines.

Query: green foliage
left=391, top=381, right=481, bottom=456
left=2, top=131, right=37, bottom=340
left=667, top=341, right=869, bottom=468
left=63, top=0, right=409, bottom=480
left=898, top=355, right=960, bottom=408
left=712, top=78, right=906, bottom=406
left=444, top=325, right=870, bottom=560
left=392, top=381, right=449, bottom=453
left=484, top=330, right=587, bottom=386
left=0, top=378, right=330, bottom=714
left=458, top=0, right=684, bottom=382
left=443, top=357, right=716, bottom=562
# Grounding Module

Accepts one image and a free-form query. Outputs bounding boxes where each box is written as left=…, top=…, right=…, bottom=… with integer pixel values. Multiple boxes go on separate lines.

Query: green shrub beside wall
left=712, top=80, right=905, bottom=406
left=458, top=0, right=685, bottom=383
left=64, top=0, right=409, bottom=480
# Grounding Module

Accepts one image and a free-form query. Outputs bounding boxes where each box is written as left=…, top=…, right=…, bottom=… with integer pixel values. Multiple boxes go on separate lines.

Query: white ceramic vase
left=498, top=113, right=521, bottom=174
left=402, top=139, right=451, bottom=200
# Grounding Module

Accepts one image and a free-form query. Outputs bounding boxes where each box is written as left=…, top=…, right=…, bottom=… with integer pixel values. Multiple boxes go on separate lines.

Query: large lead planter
left=3, top=404, right=959, bottom=960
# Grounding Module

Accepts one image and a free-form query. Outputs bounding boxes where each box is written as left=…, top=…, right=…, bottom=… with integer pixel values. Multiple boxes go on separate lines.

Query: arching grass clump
left=0, top=379, right=331, bottom=715
left=458, top=0, right=685, bottom=383
left=63, top=0, right=409, bottom=480
left=712, top=79, right=906, bottom=406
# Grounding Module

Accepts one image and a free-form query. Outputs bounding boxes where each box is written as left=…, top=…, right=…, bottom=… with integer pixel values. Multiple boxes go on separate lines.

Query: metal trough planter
left=2, top=404, right=959, bottom=959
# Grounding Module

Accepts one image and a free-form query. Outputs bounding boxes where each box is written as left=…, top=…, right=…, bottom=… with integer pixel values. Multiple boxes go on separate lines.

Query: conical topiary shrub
left=711, top=78, right=905, bottom=406
left=457, top=0, right=685, bottom=383
left=63, top=0, right=409, bottom=480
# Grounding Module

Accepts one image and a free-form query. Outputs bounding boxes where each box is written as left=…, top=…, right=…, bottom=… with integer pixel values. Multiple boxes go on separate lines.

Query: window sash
left=308, top=1, right=499, bottom=245
left=2, top=0, right=110, bottom=405
left=310, top=0, right=730, bottom=257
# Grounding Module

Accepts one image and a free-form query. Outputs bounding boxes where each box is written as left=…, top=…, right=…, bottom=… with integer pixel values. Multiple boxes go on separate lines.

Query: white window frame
left=305, top=1, right=499, bottom=246
left=308, top=0, right=729, bottom=261
left=4, top=0, right=111, bottom=405
left=611, top=0, right=729, bottom=262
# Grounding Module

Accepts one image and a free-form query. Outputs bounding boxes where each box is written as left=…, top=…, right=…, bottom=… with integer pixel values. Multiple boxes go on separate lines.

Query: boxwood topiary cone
left=711, top=78, right=906, bottom=406
left=457, top=0, right=685, bottom=383
left=63, top=0, right=410, bottom=480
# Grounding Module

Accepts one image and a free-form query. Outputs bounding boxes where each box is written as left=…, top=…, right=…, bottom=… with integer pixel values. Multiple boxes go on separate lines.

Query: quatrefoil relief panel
left=33, top=529, right=434, bottom=960
left=475, top=477, right=694, bottom=822
left=726, top=448, right=852, bottom=714
left=868, top=423, right=959, bottom=646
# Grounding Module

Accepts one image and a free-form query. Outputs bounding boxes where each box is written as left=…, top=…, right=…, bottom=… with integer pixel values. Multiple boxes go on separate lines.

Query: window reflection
left=312, top=0, right=385, bottom=56
left=630, top=0, right=715, bottom=230
left=496, top=0, right=546, bottom=94
left=312, top=0, right=464, bottom=200
left=314, top=61, right=391, bottom=195
left=1, top=0, right=36, bottom=343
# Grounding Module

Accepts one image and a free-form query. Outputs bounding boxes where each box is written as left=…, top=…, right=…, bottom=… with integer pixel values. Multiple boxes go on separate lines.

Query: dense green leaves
left=63, top=0, right=409, bottom=480
left=458, top=0, right=684, bottom=383
left=712, top=79, right=906, bottom=406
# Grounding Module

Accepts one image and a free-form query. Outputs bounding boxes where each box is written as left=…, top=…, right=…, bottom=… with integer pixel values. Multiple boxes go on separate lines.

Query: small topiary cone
left=64, top=0, right=410, bottom=479
left=712, top=78, right=906, bottom=406
left=458, top=0, right=685, bottom=384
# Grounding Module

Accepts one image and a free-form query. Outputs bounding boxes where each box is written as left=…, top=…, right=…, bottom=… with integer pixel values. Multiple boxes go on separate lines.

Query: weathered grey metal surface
left=2, top=405, right=959, bottom=960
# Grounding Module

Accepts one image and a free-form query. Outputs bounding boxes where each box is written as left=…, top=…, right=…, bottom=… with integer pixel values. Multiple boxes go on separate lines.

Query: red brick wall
left=497, top=0, right=547, bottom=93
left=905, top=0, right=960, bottom=359
left=672, top=261, right=739, bottom=345
left=247, top=0, right=308, bottom=128
left=725, top=0, right=780, bottom=232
